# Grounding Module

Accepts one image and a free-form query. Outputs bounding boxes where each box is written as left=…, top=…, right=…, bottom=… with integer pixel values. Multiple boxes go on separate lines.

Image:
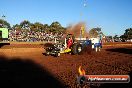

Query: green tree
left=0, top=19, right=11, bottom=29
left=124, top=28, right=132, bottom=39
left=49, top=21, right=65, bottom=33
left=34, top=22, right=44, bottom=32
left=89, top=27, right=102, bottom=38
left=95, top=27, right=101, bottom=33
left=113, top=35, right=120, bottom=42
left=12, top=24, right=21, bottom=31
left=89, top=28, right=98, bottom=38
left=113, top=35, right=118, bottom=39
left=20, top=20, right=31, bottom=30
left=43, top=24, right=49, bottom=32
left=120, top=28, right=132, bottom=40
left=30, top=23, right=35, bottom=32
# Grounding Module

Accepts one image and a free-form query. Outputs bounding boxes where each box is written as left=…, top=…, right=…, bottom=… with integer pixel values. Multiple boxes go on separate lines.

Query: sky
left=0, top=0, right=132, bottom=36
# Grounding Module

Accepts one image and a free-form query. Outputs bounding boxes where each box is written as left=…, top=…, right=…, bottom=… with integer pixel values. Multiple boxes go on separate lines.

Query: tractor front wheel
left=45, top=52, right=50, bottom=56
left=55, top=52, right=60, bottom=57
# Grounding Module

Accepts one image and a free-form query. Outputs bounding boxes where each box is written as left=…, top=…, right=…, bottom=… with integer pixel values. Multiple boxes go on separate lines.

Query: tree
left=49, top=21, right=65, bottom=33
left=113, top=35, right=120, bottom=42
left=0, top=19, right=11, bottom=29
left=124, top=28, right=132, bottom=39
left=30, top=23, right=35, bottom=32
left=50, top=21, right=60, bottom=32
left=89, top=28, right=98, bottom=38
left=120, top=28, right=132, bottom=40
left=33, top=22, right=44, bottom=32
left=20, top=20, right=31, bottom=30
left=43, top=24, right=49, bottom=32
left=95, top=27, right=101, bottom=33
left=50, top=22, right=61, bottom=28
left=113, top=35, right=118, bottom=39
left=89, top=27, right=102, bottom=38
left=12, top=24, right=21, bottom=31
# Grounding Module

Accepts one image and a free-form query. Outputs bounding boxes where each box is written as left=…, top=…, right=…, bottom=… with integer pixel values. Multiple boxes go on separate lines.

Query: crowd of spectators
left=9, top=30, right=64, bottom=42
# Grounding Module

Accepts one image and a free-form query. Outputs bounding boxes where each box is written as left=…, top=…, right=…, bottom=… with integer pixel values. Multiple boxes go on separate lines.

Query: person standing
left=67, top=37, right=73, bottom=49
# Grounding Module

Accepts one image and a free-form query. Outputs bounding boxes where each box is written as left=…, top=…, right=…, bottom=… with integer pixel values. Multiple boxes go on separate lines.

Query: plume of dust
left=66, top=22, right=89, bottom=38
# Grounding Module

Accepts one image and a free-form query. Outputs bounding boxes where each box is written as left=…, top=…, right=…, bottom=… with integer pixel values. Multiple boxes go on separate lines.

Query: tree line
left=0, top=19, right=66, bottom=34
left=0, top=19, right=131, bottom=41
left=111, top=28, right=132, bottom=42
left=89, top=27, right=132, bottom=41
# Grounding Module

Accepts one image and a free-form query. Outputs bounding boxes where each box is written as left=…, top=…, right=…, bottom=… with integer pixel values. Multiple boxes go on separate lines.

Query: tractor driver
left=67, top=37, right=73, bottom=49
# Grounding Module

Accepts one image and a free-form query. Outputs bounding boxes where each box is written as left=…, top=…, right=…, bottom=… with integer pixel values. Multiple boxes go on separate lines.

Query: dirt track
left=0, top=43, right=132, bottom=88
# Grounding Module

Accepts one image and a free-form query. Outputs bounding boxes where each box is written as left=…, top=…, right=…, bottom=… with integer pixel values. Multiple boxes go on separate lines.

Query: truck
left=0, top=28, right=9, bottom=41
left=0, top=28, right=10, bottom=47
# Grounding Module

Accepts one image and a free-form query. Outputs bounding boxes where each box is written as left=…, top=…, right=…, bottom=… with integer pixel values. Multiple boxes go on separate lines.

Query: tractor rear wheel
left=72, top=44, right=82, bottom=55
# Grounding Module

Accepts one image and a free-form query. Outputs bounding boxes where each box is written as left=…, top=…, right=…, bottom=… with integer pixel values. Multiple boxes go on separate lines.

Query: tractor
left=44, top=34, right=92, bottom=57
left=44, top=25, right=102, bottom=57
